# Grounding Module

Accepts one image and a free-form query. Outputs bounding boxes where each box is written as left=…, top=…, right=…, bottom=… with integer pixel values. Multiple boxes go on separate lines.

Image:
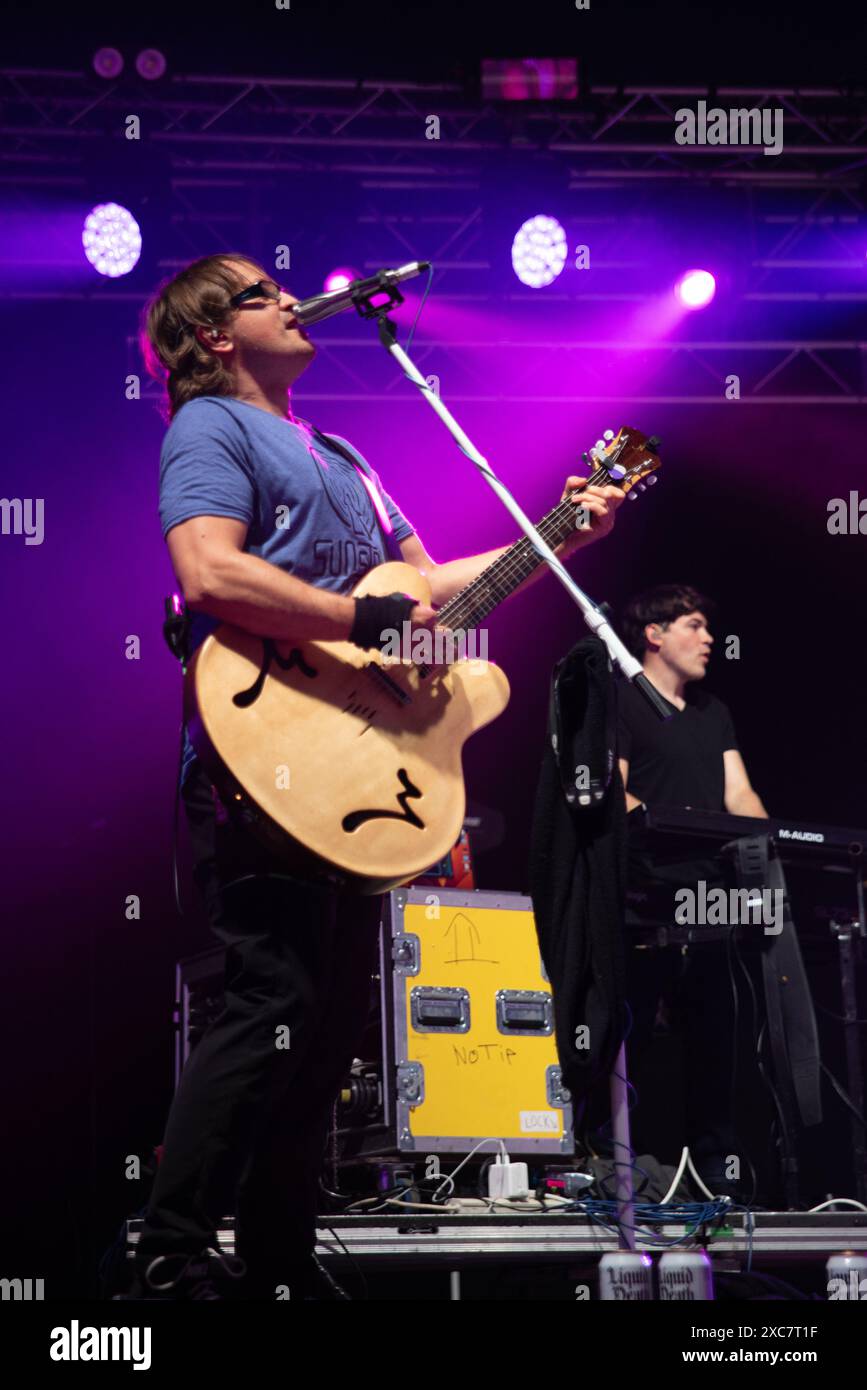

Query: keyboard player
left=616, top=583, right=768, bottom=1199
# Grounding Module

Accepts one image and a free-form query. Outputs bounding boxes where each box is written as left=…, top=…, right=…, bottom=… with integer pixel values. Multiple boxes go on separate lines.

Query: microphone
left=290, top=261, right=431, bottom=328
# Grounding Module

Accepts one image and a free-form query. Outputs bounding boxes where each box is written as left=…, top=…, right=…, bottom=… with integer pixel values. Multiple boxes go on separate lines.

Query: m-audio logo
left=0, top=1277, right=44, bottom=1300
left=778, top=829, right=824, bottom=843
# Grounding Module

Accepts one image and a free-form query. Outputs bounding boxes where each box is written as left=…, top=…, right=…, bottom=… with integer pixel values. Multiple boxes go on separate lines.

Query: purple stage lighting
left=511, top=215, right=567, bottom=288
left=92, top=48, right=124, bottom=79
left=676, top=269, right=716, bottom=309
left=82, top=203, right=142, bottom=278
left=323, top=267, right=360, bottom=294
left=482, top=58, right=578, bottom=101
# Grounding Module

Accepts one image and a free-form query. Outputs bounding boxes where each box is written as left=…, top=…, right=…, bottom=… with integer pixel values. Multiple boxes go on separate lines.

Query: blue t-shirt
left=158, top=395, right=416, bottom=785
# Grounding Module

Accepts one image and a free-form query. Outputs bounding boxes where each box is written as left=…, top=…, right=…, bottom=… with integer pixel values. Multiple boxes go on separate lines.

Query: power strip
left=488, top=1156, right=530, bottom=1199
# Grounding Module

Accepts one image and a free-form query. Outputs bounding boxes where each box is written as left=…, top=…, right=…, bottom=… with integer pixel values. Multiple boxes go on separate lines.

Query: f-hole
left=233, top=641, right=318, bottom=708
left=342, top=767, right=425, bottom=832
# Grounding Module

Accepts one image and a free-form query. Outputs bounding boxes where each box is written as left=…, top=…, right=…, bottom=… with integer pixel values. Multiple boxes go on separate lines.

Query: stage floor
left=127, top=1209, right=867, bottom=1264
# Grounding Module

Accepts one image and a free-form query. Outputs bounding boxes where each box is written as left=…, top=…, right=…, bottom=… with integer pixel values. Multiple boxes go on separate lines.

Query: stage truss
left=3, top=66, right=865, bottom=404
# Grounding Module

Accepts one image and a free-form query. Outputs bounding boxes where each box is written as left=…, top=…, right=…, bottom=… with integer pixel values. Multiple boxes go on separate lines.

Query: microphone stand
left=347, top=273, right=665, bottom=1246
left=347, top=276, right=671, bottom=723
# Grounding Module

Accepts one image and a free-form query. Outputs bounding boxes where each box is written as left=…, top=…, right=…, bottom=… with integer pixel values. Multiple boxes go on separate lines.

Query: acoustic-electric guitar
left=185, top=426, right=661, bottom=894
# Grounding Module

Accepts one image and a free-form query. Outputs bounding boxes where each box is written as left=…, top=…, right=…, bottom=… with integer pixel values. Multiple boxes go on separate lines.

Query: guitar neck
left=435, top=463, right=611, bottom=631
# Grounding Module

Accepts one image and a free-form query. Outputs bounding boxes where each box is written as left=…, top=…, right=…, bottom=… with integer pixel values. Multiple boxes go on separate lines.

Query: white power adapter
left=488, top=1153, right=530, bottom=1199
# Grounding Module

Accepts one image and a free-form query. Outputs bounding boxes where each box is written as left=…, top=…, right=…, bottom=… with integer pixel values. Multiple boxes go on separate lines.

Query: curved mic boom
left=291, top=261, right=431, bottom=327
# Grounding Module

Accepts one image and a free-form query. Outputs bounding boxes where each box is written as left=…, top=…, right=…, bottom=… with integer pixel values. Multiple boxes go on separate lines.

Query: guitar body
left=182, top=425, right=662, bottom=896
left=185, top=561, right=511, bottom=895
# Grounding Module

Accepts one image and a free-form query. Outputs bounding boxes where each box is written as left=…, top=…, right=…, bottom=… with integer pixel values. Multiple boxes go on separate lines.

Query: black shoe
left=113, top=1246, right=247, bottom=1301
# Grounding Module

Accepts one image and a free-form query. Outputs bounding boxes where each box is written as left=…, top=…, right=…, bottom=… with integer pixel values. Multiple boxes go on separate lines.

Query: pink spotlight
left=324, top=266, right=360, bottom=294
left=676, top=269, right=716, bottom=309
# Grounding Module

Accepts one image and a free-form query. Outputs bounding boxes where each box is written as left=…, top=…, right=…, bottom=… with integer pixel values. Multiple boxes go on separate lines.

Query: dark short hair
left=621, top=583, right=715, bottom=658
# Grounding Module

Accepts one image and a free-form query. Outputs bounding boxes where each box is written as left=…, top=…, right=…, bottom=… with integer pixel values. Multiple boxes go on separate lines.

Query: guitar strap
left=307, top=423, right=406, bottom=563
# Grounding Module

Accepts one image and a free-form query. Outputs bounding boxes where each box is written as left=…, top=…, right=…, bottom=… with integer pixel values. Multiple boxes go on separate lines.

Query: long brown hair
left=141, top=253, right=266, bottom=420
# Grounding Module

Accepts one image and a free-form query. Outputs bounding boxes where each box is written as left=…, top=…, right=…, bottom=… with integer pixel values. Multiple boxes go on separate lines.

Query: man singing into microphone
left=127, top=253, right=625, bottom=1300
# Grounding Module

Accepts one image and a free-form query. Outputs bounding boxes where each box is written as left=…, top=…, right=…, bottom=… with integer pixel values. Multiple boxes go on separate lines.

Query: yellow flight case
left=387, top=886, right=574, bottom=1156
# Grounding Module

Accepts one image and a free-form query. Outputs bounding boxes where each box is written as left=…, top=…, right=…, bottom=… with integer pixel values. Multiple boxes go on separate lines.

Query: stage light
left=482, top=58, right=578, bottom=101
left=511, top=214, right=567, bottom=288
left=92, top=48, right=124, bottom=79
left=676, top=269, right=716, bottom=309
left=135, top=49, right=167, bottom=80
left=82, top=203, right=142, bottom=278
left=323, top=267, right=360, bottom=293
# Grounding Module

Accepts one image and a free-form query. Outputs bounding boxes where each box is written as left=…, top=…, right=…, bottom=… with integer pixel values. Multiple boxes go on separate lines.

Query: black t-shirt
left=617, top=679, right=738, bottom=810
left=617, top=678, right=739, bottom=915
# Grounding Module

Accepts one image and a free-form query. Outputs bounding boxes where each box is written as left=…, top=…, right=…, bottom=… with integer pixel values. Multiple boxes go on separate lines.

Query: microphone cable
left=403, top=262, right=434, bottom=355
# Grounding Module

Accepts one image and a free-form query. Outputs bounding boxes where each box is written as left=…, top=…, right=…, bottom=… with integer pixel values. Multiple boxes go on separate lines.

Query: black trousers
left=624, top=939, right=741, bottom=1184
left=135, top=761, right=383, bottom=1291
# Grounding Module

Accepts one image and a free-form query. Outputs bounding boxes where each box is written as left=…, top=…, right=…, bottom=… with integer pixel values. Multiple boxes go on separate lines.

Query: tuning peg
left=595, top=439, right=605, bottom=452
left=646, top=474, right=658, bottom=486
left=581, top=451, right=591, bottom=465
left=603, top=429, right=615, bottom=442
left=626, top=490, right=638, bottom=502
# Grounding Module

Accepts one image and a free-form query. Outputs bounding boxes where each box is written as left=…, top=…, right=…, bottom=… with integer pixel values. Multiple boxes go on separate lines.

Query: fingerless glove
left=349, top=592, right=418, bottom=650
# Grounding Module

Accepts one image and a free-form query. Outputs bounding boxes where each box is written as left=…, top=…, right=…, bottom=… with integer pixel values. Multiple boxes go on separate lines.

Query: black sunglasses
left=229, top=279, right=287, bottom=308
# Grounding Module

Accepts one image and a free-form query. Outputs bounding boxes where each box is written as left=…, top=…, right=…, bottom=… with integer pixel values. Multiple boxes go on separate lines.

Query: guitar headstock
left=585, top=427, right=662, bottom=500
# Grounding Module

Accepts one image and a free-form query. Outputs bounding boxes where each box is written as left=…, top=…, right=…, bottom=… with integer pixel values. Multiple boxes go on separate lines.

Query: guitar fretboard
left=435, top=463, right=611, bottom=631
